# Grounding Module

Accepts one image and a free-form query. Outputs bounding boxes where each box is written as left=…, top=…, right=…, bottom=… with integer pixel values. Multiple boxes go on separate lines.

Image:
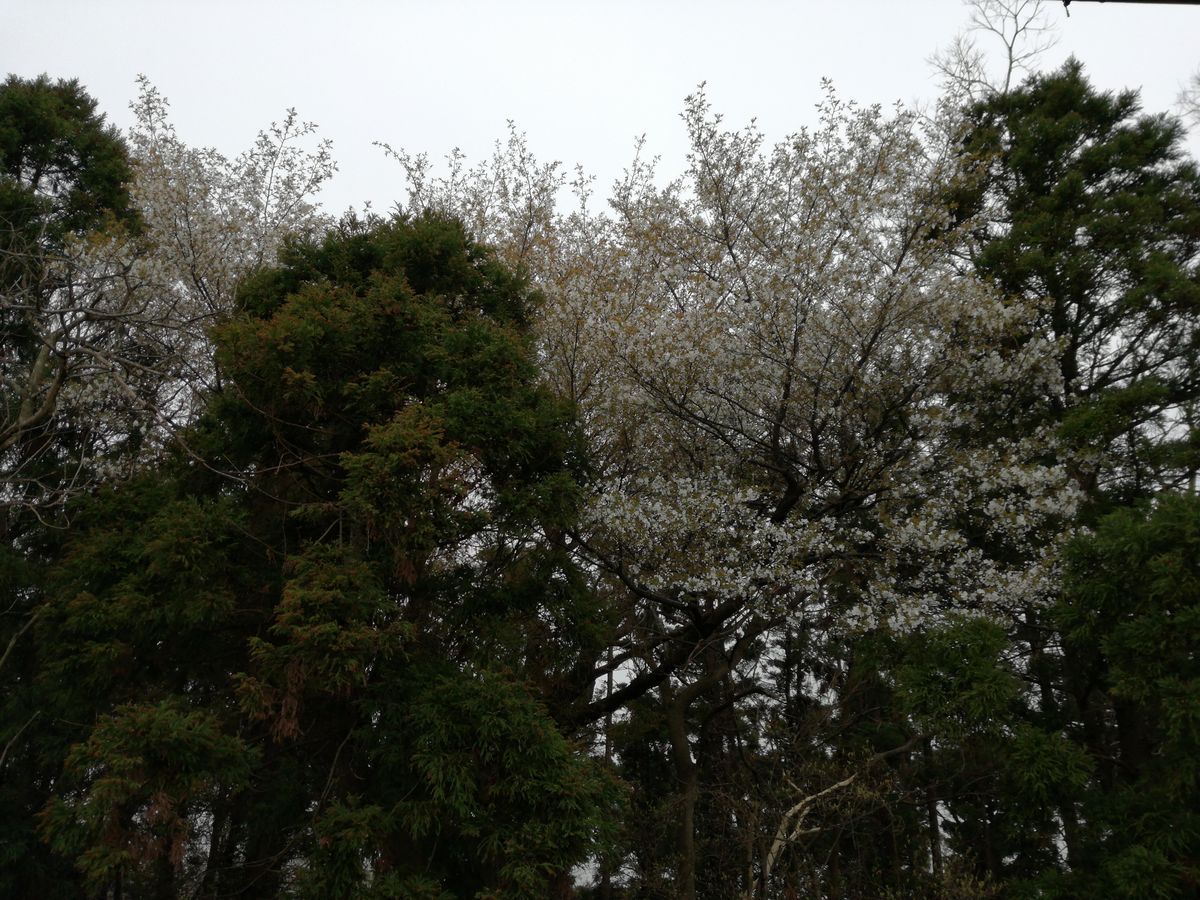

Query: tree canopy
left=2, top=48, right=1199, bottom=900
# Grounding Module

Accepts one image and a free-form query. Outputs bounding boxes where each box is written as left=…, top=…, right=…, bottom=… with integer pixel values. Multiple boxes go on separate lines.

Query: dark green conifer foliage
left=0, top=74, right=136, bottom=251
left=965, top=59, right=1200, bottom=506
left=0, top=74, right=141, bottom=899
left=1050, top=494, right=1200, bottom=898
left=890, top=62, right=1200, bottom=897
left=8, top=214, right=617, bottom=898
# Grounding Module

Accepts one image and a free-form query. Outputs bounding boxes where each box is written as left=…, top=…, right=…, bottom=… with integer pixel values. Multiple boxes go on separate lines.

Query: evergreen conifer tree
left=7, top=214, right=618, bottom=898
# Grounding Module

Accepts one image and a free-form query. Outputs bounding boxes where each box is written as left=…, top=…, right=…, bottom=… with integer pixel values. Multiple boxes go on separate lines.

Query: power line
left=1063, top=0, right=1200, bottom=6
left=1063, top=0, right=1200, bottom=16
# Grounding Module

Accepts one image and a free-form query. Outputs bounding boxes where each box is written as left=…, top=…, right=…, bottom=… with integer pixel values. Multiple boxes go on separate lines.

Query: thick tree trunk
left=198, top=801, right=229, bottom=898
left=664, top=681, right=700, bottom=900
left=924, top=739, right=942, bottom=881
left=1060, top=802, right=1084, bottom=870
left=1113, top=697, right=1150, bottom=781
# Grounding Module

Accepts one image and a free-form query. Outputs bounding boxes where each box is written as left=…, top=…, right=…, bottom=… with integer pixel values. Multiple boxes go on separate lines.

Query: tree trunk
left=664, top=681, right=700, bottom=900
left=924, top=739, right=942, bottom=881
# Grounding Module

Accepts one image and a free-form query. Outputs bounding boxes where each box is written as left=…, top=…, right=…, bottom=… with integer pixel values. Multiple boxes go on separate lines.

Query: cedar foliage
left=4, top=213, right=618, bottom=898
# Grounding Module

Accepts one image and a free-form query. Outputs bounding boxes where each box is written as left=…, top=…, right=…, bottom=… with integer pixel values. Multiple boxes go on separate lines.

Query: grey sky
left=6, top=0, right=1199, bottom=214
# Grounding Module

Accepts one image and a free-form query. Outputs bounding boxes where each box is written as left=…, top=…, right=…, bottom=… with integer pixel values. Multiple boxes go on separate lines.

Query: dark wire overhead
left=1064, top=0, right=1200, bottom=6
left=1063, top=0, right=1200, bottom=16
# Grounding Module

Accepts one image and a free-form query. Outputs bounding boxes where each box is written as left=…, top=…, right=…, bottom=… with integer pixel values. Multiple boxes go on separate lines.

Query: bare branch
left=932, top=0, right=1059, bottom=102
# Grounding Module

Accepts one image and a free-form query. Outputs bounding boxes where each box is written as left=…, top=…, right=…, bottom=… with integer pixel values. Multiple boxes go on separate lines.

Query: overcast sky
left=6, top=0, right=1200, bottom=214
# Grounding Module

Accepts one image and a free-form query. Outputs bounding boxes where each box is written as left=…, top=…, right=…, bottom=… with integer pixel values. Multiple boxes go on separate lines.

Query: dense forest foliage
left=3, top=14, right=1199, bottom=900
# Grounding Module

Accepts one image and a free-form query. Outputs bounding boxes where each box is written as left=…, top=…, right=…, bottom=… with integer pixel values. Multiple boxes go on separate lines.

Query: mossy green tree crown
left=7, top=214, right=618, bottom=899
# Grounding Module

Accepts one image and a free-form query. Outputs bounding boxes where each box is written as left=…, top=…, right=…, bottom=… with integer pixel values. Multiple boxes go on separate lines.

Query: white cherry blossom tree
left=383, top=83, right=1077, bottom=896
left=0, top=78, right=336, bottom=518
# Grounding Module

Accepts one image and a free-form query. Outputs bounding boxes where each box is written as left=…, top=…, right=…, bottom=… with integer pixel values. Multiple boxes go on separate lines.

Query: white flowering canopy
left=390, top=86, right=1077, bottom=646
